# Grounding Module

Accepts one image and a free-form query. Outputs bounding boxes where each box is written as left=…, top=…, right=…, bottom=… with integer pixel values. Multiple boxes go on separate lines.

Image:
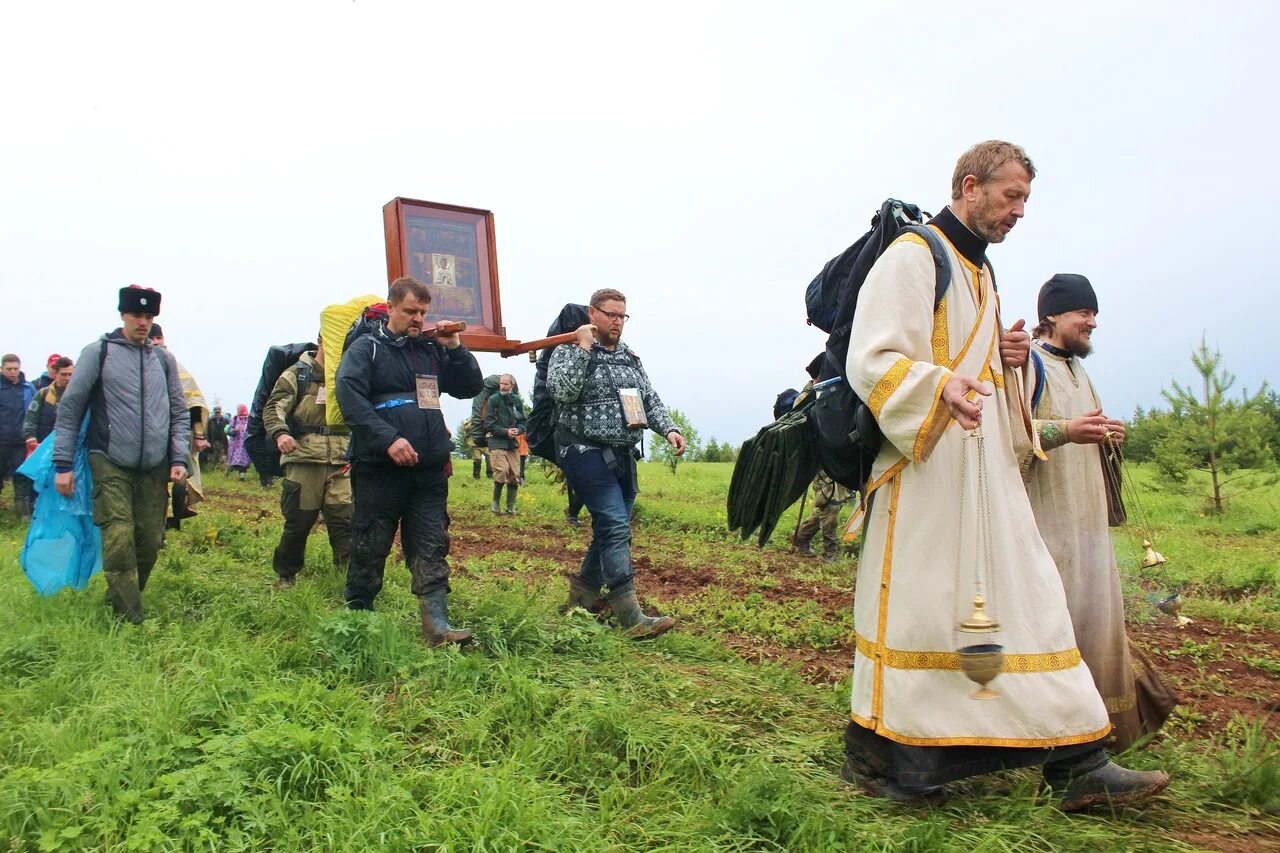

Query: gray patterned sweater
left=546, top=341, right=679, bottom=448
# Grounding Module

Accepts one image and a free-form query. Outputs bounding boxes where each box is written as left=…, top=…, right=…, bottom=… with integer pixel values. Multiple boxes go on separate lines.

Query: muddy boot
left=505, top=484, right=518, bottom=515
left=606, top=583, right=674, bottom=640
left=491, top=482, right=503, bottom=514
left=821, top=534, right=841, bottom=563
left=839, top=758, right=945, bottom=802
left=105, top=570, right=145, bottom=624
left=1045, top=758, right=1170, bottom=812
left=418, top=589, right=474, bottom=647
left=562, top=574, right=611, bottom=615
left=472, top=459, right=482, bottom=479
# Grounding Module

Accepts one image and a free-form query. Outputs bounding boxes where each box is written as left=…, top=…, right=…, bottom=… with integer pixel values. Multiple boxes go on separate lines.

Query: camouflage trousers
left=89, top=454, right=169, bottom=622
left=272, top=462, right=353, bottom=581
left=795, top=500, right=845, bottom=554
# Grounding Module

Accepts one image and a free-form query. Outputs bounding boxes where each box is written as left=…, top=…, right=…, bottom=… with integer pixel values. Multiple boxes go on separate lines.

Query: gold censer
left=955, top=428, right=1004, bottom=700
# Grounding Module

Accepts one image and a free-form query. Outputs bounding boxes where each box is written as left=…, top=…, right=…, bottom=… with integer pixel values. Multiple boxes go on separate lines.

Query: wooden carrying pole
left=500, top=331, right=580, bottom=358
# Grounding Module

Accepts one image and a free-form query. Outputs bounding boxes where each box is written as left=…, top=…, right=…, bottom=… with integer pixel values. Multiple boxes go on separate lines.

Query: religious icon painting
left=383, top=197, right=516, bottom=353
left=431, top=253, right=458, bottom=288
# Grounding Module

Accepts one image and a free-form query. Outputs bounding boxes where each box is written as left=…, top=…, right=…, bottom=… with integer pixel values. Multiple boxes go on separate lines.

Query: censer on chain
left=955, top=427, right=1004, bottom=699
left=1100, top=433, right=1189, bottom=626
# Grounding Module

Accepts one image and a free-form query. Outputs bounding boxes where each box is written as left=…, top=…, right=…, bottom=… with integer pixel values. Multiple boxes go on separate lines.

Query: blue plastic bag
left=17, top=418, right=103, bottom=596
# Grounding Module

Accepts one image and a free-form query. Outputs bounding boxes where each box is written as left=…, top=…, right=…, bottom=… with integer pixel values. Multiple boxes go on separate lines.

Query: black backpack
left=246, top=342, right=318, bottom=477
left=808, top=199, right=980, bottom=493
left=525, top=304, right=590, bottom=462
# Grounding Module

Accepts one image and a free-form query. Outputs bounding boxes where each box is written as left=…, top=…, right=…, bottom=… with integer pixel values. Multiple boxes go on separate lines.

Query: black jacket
left=335, top=322, right=483, bottom=467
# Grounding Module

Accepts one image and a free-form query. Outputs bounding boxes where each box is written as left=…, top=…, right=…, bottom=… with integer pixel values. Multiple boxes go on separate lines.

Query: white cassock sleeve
left=845, top=241, right=954, bottom=464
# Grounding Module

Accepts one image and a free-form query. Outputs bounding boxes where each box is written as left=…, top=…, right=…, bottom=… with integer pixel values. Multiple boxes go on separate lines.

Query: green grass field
left=0, top=462, right=1276, bottom=851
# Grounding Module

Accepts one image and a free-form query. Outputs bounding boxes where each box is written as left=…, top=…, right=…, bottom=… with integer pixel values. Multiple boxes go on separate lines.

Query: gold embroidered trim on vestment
left=870, top=474, right=903, bottom=725
left=931, top=295, right=949, bottom=364
left=867, top=358, right=912, bottom=418
left=850, top=713, right=1113, bottom=749
left=912, top=374, right=953, bottom=463
left=855, top=633, right=1083, bottom=672
left=1104, top=692, right=1138, bottom=714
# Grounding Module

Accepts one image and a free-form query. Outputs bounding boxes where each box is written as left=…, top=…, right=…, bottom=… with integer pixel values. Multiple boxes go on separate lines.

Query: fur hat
left=118, top=284, right=162, bottom=316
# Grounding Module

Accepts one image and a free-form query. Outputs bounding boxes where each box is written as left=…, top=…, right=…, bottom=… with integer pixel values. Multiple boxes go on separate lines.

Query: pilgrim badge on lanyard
left=618, top=388, right=647, bottom=429
left=416, top=375, right=441, bottom=410
left=313, top=384, right=327, bottom=406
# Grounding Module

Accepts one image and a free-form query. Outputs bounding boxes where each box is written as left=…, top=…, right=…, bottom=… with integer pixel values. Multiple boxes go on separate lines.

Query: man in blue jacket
left=0, top=354, right=35, bottom=521
left=53, top=286, right=190, bottom=622
left=335, top=276, right=483, bottom=645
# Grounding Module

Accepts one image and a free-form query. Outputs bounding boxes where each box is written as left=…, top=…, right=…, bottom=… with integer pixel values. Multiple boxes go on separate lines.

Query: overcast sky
left=2, top=1, right=1275, bottom=448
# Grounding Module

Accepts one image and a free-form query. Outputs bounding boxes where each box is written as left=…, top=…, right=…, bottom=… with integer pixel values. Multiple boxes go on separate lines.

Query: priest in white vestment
left=840, top=141, right=1169, bottom=810
left=1021, top=274, right=1176, bottom=751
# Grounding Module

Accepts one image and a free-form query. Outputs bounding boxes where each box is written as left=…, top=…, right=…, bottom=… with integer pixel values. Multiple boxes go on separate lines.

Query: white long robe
left=844, top=229, right=1110, bottom=748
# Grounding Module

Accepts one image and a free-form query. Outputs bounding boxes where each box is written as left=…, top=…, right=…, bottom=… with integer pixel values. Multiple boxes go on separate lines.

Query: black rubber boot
left=505, top=484, right=518, bottom=515
left=606, top=583, right=674, bottom=640
left=491, top=482, right=503, bottom=514
left=1045, top=759, right=1170, bottom=812
left=472, top=459, right=482, bottom=479
left=418, top=589, right=474, bottom=647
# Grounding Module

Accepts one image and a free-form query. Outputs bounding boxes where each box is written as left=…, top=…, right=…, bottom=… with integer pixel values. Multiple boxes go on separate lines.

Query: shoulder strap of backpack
left=1029, top=348, right=1046, bottom=413
left=900, top=225, right=952, bottom=310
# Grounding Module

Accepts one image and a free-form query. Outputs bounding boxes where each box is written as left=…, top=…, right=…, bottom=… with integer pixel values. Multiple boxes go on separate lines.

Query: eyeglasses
left=592, top=308, right=630, bottom=322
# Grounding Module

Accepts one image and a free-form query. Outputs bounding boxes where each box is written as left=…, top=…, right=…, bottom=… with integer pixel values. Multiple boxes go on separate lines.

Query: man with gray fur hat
left=53, top=285, right=190, bottom=622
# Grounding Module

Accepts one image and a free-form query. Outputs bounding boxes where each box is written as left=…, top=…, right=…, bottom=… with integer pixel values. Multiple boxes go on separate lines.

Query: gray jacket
left=53, top=331, right=191, bottom=472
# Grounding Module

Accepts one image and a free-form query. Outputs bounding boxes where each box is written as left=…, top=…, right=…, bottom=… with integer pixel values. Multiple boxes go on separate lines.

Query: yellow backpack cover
left=321, top=294, right=383, bottom=428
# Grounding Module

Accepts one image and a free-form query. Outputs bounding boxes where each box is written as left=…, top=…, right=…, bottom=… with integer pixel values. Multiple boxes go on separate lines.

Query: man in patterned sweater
left=547, top=288, right=684, bottom=639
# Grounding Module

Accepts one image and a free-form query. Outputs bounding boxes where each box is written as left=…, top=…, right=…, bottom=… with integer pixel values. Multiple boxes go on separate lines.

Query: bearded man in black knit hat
left=1020, top=274, right=1176, bottom=751
left=53, top=285, right=190, bottom=622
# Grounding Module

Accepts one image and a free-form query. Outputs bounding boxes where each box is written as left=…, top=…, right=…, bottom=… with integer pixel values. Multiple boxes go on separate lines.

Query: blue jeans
left=558, top=443, right=636, bottom=591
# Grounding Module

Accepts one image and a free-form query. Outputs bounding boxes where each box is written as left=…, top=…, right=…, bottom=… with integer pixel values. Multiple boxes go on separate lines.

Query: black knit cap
left=118, top=284, right=162, bottom=316
left=1037, top=274, right=1097, bottom=320
left=147, top=323, right=164, bottom=340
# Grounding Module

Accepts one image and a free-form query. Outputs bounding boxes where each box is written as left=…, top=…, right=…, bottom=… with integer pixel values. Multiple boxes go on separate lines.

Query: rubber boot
left=821, top=533, right=841, bottom=563
left=1045, top=760, right=1170, bottom=812
left=418, top=589, right=474, bottom=647
left=563, top=574, right=611, bottom=615
left=564, top=509, right=581, bottom=527
left=505, top=484, right=518, bottom=515
left=606, top=583, right=674, bottom=640
left=491, top=482, right=503, bottom=514
left=472, top=459, right=482, bottom=480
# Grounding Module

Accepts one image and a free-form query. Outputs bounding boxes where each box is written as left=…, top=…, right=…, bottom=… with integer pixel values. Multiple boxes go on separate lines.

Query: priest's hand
left=1102, top=417, right=1127, bottom=445
left=1066, top=409, right=1114, bottom=444
left=999, top=319, right=1030, bottom=369
left=942, top=375, right=991, bottom=430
